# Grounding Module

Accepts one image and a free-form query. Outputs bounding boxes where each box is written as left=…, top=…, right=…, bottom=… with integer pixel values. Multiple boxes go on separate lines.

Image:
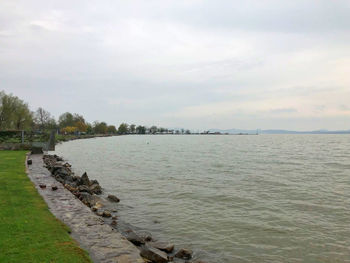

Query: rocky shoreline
left=34, top=154, right=206, bottom=263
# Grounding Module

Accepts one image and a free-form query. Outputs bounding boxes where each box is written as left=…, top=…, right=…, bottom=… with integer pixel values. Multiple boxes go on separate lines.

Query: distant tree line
left=0, top=90, right=192, bottom=135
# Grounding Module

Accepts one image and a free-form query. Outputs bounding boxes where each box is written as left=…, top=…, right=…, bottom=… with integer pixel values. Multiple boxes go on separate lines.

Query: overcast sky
left=1, top=0, right=349, bottom=130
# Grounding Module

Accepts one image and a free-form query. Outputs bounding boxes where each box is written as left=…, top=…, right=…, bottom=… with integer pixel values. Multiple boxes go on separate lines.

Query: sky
left=1, top=0, right=349, bottom=131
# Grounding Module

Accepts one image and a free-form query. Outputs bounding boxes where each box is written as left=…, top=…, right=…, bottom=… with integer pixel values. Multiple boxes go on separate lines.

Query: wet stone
left=140, top=246, right=169, bottom=263
left=175, top=248, right=193, bottom=260
left=102, top=210, right=112, bottom=217
left=107, top=194, right=120, bottom=203
left=149, top=241, right=175, bottom=253
left=126, top=231, right=145, bottom=246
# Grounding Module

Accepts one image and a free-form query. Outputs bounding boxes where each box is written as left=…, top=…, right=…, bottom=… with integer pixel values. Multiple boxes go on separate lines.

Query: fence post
left=48, top=130, right=56, bottom=151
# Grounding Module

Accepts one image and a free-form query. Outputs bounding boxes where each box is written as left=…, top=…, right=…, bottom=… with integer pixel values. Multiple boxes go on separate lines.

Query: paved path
left=27, top=154, right=144, bottom=263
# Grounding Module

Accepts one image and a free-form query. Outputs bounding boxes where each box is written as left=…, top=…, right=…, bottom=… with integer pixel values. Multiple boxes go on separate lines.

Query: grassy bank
left=0, top=151, right=92, bottom=263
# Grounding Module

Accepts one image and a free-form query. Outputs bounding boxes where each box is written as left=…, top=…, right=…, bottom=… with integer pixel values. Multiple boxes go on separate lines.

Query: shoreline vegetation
left=0, top=90, right=198, bottom=139
left=0, top=90, right=258, bottom=145
left=0, top=151, right=92, bottom=263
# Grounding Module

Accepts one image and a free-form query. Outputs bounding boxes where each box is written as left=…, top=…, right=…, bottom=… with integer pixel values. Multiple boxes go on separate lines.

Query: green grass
left=0, top=151, right=92, bottom=263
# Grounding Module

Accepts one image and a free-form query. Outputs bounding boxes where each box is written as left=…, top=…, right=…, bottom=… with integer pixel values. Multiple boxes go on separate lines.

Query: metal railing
left=0, top=130, right=55, bottom=150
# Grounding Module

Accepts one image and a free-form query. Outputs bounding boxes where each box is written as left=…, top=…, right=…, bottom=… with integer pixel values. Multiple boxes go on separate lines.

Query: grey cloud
left=339, top=105, right=350, bottom=111
left=158, top=0, right=350, bottom=33
left=1, top=0, right=350, bottom=130
left=269, top=108, right=298, bottom=114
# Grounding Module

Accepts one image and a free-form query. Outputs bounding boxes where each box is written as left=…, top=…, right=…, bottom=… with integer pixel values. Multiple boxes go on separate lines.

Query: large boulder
left=64, top=174, right=73, bottom=182
left=59, top=168, right=71, bottom=178
left=50, top=165, right=64, bottom=175
left=79, top=172, right=90, bottom=186
left=78, top=192, right=102, bottom=207
left=64, top=176, right=76, bottom=187
left=72, top=176, right=80, bottom=182
left=64, top=184, right=78, bottom=193
left=78, top=185, right=93, bottom=194
left=89, top=179, right=99, bottom=185
left=90, top=183, right=102, bottom=195
left=54, top=155, right=63, bottom=161
left=140, top=246, right=169, bottom=263
left=175, top=248, right=193, bottom=260
left=54, top=175, right=65, bottom=184
left=138, top=231, right=153, bottom=242
left=126, top=231, right=145, bottom=246
left=149, top=241, right=174, bottom=253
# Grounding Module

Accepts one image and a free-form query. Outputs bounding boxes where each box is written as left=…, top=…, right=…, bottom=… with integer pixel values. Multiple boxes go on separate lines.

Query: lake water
left=53, top=135, right=350, bottom=263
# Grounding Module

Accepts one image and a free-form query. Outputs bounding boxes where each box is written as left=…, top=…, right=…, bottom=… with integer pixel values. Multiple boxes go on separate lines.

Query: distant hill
left=208, top=128, right=350, bottom=134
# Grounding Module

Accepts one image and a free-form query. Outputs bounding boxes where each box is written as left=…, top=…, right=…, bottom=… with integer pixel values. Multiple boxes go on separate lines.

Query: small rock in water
left=175, top=248, right=193, bottom=260
left=96, top=211, right=103, bottom=216
left=27, top=159, right=32, bottom=165
left=107, top=194, right=120, bottom=203
left=111, top=220, right=117, bottom=226
left=94, top=201, right=104, bottom=209
left=112, top=215, right=118, bottom=220
left=39, top=184, right=46, bottom=189
left=102, top=210, right=112, bottom=217
left=63, top=162, right=71, bottom=167
left=51, top=185, right=58, bottom=191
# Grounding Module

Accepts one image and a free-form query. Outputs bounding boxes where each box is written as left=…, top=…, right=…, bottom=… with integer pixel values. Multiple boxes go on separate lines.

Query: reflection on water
left=53, top=135, right=350, bottom=263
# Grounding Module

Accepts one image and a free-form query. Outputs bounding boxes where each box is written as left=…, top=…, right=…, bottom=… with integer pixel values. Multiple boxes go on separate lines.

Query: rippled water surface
left=54, top=135, right=350, bottom=263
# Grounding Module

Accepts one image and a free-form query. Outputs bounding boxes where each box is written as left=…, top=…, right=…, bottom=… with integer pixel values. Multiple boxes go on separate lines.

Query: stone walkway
left=27, top=154, right=144, bottom=263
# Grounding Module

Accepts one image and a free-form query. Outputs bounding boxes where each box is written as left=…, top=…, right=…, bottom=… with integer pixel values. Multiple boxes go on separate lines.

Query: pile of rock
left=123, top=229, right=201, bottom=263
left=42, top=154, right=205, bottom=263
left=43, top=155, right=105, bottom=208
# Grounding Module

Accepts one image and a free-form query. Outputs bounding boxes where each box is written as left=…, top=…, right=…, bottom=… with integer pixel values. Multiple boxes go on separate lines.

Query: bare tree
left=35, top=107, right=56, bottom=130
